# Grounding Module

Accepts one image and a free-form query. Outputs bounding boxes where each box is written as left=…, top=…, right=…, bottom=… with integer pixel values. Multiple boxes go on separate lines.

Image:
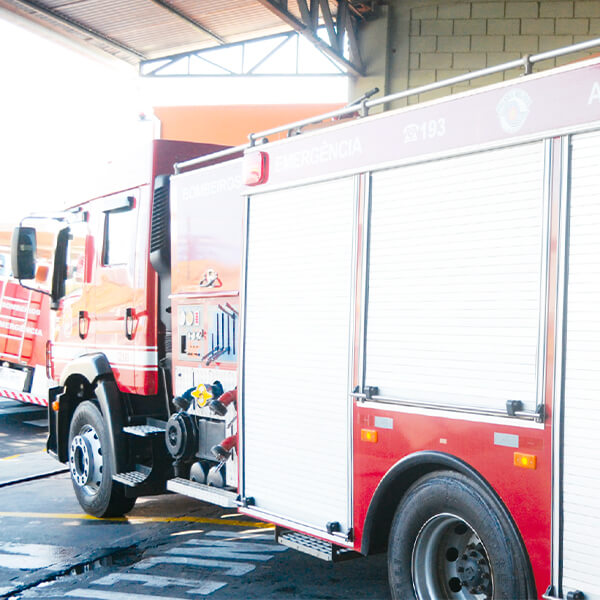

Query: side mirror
left=11, top=220, right=71, bottom=309
left=11, top=227, right=37, bottom=280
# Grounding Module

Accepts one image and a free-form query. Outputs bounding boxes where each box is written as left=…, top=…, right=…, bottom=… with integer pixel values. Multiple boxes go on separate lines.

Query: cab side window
left=103, top=197, right=136, bottom=266
left=0, top=253, right=8, bottom=277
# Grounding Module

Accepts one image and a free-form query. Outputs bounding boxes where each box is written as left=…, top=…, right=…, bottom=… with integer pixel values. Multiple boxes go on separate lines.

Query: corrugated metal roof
left=0, top=0, right=348, bottom=65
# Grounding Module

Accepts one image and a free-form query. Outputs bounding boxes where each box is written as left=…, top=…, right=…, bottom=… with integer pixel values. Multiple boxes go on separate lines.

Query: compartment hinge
left=543, top=586, right=587, bottom=600
left=543, top=585, right=560, bottom=600
left=236, top=495, right=255, bottom=508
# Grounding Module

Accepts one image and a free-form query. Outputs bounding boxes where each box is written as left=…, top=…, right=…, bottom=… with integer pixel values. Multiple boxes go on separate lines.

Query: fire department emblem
left=199, top=268, right=222, bottom=288
left=496, top=89, right=532, bottom=134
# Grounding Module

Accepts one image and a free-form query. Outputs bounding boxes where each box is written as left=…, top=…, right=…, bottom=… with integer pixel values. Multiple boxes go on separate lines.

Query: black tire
left=388, top=470, right=532, bottom=600
left=68, top=401, right=136, bottom=518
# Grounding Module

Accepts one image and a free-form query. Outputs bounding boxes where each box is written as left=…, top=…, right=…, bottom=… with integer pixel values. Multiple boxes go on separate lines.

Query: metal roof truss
left=140, top=30, right=348, bottom=77
left=257, top=0, right=364, bottom=76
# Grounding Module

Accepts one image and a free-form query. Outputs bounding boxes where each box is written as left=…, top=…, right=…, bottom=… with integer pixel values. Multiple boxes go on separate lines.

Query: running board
left=113, top=470, right=149, bottom=486
left=276, top=527, right=360, bottom=563
left=166, top=477, right=238, bottom=508
left=122, top=424, right=165, bottom=437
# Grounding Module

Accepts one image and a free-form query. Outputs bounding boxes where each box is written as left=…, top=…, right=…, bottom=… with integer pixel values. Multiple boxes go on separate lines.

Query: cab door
left=93, top=190, right=153, bottom=394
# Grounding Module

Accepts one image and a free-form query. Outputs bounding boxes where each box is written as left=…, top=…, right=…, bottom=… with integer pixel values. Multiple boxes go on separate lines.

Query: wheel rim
left=69, top=424, right=103, bottom=496
left=411, top=513, right=493, bottom=600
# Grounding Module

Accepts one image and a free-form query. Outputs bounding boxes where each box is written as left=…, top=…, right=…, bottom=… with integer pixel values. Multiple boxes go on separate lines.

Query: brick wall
left=406, top=1, right=600, bottom=102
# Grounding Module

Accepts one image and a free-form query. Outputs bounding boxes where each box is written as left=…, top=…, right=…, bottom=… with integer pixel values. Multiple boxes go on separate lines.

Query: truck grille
left=150, top=177, right=170, bottom=256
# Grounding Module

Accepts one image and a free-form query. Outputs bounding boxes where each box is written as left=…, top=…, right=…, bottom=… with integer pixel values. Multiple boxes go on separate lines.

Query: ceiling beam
left=139, top=30, right=346, bottom=77
left=5, top=0, right=146, bottom=60
left=319, top=0, right=339, bottom=52
left=255, top=0, right=364, bottom=76
left=148, top=0, right=226, bottom=45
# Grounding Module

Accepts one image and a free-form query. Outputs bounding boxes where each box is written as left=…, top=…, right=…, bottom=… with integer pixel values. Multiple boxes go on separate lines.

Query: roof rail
left=174, top=36, right=600, bottom=174
left=174, top=145, right=247, bottom=174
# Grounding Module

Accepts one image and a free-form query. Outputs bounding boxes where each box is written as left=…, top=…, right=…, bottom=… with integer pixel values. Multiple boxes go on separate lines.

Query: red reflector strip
left=361, top=429, right=378, bottom=443
left=244, top=151, right=269, bottom=186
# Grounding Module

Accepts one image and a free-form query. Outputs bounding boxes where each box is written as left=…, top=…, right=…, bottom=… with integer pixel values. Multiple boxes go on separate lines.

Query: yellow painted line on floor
left=1, top=450, right=47, bottom=460
left=0, top=511, right=272, bottom=528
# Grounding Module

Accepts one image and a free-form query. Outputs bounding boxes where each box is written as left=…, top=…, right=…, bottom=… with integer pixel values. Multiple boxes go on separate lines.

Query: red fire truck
left=12, top=38, right=600, bottom=600
left=0, top=229, right=50, bottom=406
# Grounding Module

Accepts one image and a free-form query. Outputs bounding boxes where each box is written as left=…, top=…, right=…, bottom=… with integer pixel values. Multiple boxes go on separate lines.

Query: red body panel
left=352, top=405, right=552, bottom=594
left=171, top=163, right=242, bottom=297
left=170, top=159, right=243, bottom=396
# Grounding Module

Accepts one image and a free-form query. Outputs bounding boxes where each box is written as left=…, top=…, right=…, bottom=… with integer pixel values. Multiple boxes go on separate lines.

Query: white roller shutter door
left=242, top=177, right=355, bottom=533
left=366, top=143, right=546, bottom=412
left=561, top=131, right=600, bottom=600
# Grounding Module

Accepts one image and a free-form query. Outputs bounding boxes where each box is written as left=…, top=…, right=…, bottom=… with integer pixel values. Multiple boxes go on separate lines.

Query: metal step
left=166, top=477, right=238, bottom=508
left=113, top=470, right=149, bottom=487
left=122, top=424, right=165, bottom=437
left=276, top=528, right=360, bottom=563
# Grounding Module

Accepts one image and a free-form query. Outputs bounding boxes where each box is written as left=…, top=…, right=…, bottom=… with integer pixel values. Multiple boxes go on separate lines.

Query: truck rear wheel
left=68, top=401, right=135, bottom=518
left=388, top=471, right=532, bottom=600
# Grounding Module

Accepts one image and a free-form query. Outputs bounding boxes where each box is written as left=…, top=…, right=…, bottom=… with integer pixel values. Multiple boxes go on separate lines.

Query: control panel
left=177, top=302, right=238, bottom=365
left=178, top=305, right=205, bottom=361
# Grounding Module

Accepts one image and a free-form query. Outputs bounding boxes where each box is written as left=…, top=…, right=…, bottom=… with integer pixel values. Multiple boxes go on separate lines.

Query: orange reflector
left=361, top=429, right=378, bottom=443
left=51, top=400, right=60, bottom=412
left=244, top=151, right=269, bottom=186
left=514, top=452, right=537, bottom=470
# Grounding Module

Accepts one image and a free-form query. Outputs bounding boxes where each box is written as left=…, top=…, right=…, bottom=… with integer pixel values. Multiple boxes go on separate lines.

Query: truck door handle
left=78, top=311, right=89, bottom=339
left=125, top=308, right=135, bottom=340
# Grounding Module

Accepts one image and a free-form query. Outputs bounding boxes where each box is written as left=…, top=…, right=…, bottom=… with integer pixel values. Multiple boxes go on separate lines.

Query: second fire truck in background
left=0, top=228, right=50, bottom=406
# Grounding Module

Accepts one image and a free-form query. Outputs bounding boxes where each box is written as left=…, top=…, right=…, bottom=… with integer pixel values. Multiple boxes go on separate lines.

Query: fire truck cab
left=12, top=138, right=239, bottom=516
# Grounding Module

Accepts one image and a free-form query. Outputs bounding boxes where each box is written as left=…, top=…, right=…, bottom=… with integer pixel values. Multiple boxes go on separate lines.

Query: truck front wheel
left=68, top=401, right=135, bottom=518
left=388, top=471, right=532, bottom=600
